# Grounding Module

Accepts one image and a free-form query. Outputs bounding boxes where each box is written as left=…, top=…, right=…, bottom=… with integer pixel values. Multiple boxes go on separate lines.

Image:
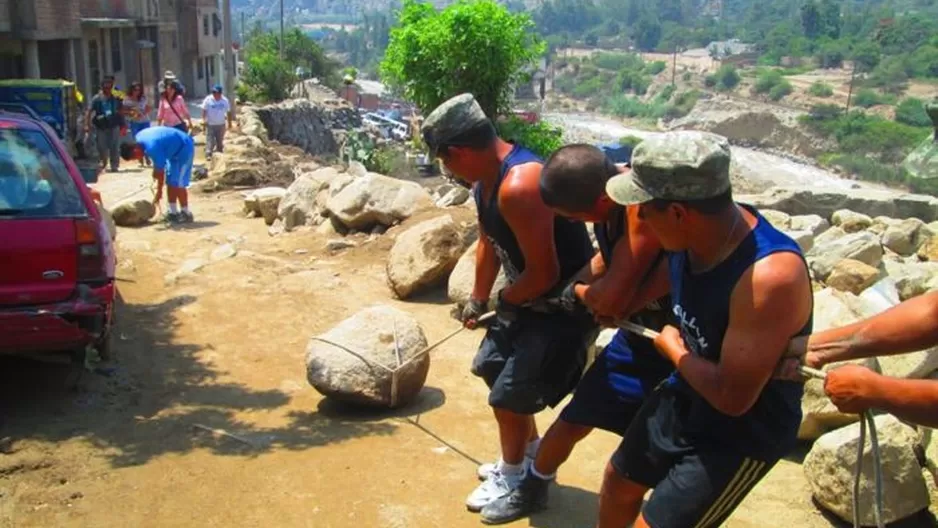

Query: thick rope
left=616, top=320, right=885, bottom=528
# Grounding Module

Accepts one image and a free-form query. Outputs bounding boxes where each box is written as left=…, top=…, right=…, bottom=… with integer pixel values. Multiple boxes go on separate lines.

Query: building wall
left=0, top=0, right=11, bottom=33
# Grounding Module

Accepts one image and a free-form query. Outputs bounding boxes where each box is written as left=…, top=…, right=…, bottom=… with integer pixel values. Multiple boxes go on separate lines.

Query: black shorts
left=471, top=310, right=598, bottom=415
left=560, top=330, right=672, bottom=436
left=610, top=385, right=780, bottom=528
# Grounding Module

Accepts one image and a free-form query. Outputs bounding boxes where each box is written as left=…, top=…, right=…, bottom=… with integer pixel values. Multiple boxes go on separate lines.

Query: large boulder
left=759, top=209, right=791, bottom=230
left=799, top=288, right=882, bottom=440
left=918, top=234, right=938, bottom=262
left=790, top=214, right=830, bottom=236
left=804, top=415, right=930, bottom=526
left=386, top=215, right=473, bottom=299
left=243, top=187, right=287, bottom=226
left=278, top=168, right=339, bottom=231
left=326, top=172, right=433, bottom=230
left=826, top=259, right=880, bottom=295
left=744, top=186, right=938, bottom=223
left=831, top=209, right=873, bottom=233
left=447, top=239, right=509, bottom=307
left=883, top=261, right=938, bottom=301
left=110, top=198, right=155, bottom=226
left=807, top=231, right=883, bottom=281
left=881, top=218, right=928, bottom=256
left=305, top=305, right=430, bottom=408
left=208, top=142, right=293, bottom=188
left=436, top=186, right=471, bottom=208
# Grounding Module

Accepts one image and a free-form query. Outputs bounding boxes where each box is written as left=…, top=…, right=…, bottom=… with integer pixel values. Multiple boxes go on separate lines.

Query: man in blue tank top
left=480, top=144, right=674, bottom=524
left=598, top=131, right=814, bottom=528
left=422, top=94, right=598, bottom=513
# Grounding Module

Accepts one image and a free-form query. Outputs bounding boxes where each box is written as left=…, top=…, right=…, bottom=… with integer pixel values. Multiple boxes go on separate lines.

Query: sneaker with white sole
left=477, top=457, right=532, bottom=481
left=466, top=469, right=524, bottom=512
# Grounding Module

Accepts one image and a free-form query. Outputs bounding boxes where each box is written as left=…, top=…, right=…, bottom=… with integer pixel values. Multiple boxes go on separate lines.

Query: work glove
left=459, top=298, right=488, bottom=329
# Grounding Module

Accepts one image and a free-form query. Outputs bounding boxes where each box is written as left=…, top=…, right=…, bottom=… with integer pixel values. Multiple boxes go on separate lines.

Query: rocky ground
left=1, top=104, right=937, bottom=527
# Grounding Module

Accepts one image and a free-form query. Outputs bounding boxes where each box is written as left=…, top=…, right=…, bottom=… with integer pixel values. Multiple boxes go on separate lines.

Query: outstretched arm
left=822, top=365, right=938, bottom=427
left=471, top=224, right=501, bottom=304
left=655, top=252, right=812, bottom=416
left=498, top=163, right=561, bottom=305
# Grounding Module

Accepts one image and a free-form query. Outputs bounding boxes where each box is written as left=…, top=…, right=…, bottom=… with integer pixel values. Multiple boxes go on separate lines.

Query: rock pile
left=305, top=305, right=430, bottom=408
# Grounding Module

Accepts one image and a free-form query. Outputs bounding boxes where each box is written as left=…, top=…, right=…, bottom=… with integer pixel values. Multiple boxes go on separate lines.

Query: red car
left=0, top=112, right=117, bottom=362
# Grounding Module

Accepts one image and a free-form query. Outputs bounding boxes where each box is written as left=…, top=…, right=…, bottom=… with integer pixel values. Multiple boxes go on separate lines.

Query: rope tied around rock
left=309, top=312, right=496, bottom=406
left=617, top=321, right=885, bottom=528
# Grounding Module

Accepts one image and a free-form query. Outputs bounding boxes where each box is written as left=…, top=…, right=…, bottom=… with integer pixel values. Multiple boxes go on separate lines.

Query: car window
left=0, top=128, right=87, bottom=218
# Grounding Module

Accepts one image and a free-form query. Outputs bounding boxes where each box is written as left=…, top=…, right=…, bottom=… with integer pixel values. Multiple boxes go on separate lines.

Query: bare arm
left=470, top=224, right=501, bottom=303
left=796, top=290, right=938, bottom=368
left=622, top=258, right=670, bottom=319
left=581, top=205, right=662, bottom=319
left=822, top=365, right=938, bottom=427
left=656, top=252, right=812, bottom=416
left=498, top=163, right=561, bottom=305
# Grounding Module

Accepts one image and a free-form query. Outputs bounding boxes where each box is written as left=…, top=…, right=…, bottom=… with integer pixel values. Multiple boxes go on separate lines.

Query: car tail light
left=75, top=218, right=107, bottom=284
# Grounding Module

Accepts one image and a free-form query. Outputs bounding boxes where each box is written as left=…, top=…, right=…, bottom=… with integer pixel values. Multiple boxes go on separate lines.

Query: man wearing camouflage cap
left=596, top=131, right=813, bottom=528
left=423, top=93, right=597, bottom=513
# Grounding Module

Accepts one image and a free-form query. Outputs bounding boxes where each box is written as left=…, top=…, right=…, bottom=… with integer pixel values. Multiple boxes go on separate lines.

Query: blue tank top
left=473, top=144, right=593, bottom=284
left=667, top=204, right=812, bottom=456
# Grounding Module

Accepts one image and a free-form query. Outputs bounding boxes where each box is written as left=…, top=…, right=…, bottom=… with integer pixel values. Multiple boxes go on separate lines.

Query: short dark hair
left=648, top=188, right=734, bottom=215
left=436, top=121, right=496, bottom=157
left=540, top=144, right=618, bottom=212
left=119, top=142, right=139, bottom=161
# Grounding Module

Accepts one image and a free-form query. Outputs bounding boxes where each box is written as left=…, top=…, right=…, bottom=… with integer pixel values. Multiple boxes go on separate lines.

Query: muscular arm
left=498, top=163, right=561, bottom=305
left=622, top=258, right=670, bottom=319
left=800, top=291, right=938, bottom=367
left=471, top=224, right=501, bottom=303
left=581, top=205, right=662, bottom=319
left=865, top=376, right=938, bottom=427
left=657, top=252, right=812, bottom=416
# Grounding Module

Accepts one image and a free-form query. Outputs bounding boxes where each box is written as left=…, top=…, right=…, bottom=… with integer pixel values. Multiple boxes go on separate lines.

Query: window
left=171, top=31, right=178, bottom=50
left=0, top=129, right=86, bottom=217
left=203, top=16, right=209, bottom=36
left=88, top=40, right=100, bottom=87
left=197, top=59, right=204, bottom=80
left=110, top=29, right=122, bottom=73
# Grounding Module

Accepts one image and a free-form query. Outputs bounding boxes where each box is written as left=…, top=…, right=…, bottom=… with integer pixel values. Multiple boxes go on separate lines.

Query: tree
left=851, top=41, right=881, bottom=73
left=800, top=1, right=821, bottom=39
left=245, top=28, right=339, bottom=88
left=818, top=0, right=841, bottom=39
left=380, top=0, right=545, bottom=118
left=633, top=14, right=662, bottom=51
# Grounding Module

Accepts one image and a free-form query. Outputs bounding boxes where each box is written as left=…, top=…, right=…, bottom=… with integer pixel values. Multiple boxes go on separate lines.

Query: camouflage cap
left=422, top=93, right=491, bottom=158
left=606, top=131, right=732, bottom=205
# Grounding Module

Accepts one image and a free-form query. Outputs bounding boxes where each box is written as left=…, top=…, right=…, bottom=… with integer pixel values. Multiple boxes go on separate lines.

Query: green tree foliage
left=633, top=14, right=663, bottom=51
left=239, top=28, right=338, bottom=102
left=331, top=12, right=394, bottom=75
left=768, top=80, right=793, bottom=101
left=853, top=88, right=885, bottom=108
left=496, top=117, right=564, bottom=159
left=713, top=65, right=741, bottom=92
left=851, top=41, right=881, bottom=73
left=380, top=0, right=544, bottom=118
left=808, top=81, right=834, bottom=97
left=895, top=98, right=932, bottom=128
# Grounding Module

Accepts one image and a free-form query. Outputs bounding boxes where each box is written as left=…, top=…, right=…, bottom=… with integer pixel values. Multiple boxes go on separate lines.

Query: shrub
left=713, top=65, right=740, bottom=91
left=827, top=154, right=903, bottom=184
left=853, top=88, right=883, bottom=108
left=808, top=81, right=834, bottom=97
left=645, top=61, right=667, bottom=75
left=805, top=103, right=843, bottom=122
left=666, top=90, right=701, bottom=118
left=656, top=84, right=677, bottom=102
left=753, top=70, right=784, bottom=94
left=593, top=52, right=643, bottom=71
left=496, top=117, right=564, bottom=159
left=768, top=80, right=793, bottom=101
left=894, top=98, right=932, bottom=127
left=682, top=71, right=692, bottom=82
left=604, top=95, right=668, bottom=119
left=704, top=74, right=717, bottom=87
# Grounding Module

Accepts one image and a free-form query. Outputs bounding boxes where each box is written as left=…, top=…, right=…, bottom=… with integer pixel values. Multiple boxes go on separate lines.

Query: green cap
left=422, top=93, right=491, bottom=158
left=606, top=131, right=732, bottom=205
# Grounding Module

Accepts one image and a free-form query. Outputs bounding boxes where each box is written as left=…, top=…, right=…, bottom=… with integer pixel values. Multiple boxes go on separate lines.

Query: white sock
left=531, top=465, right=556, bottom=481
left=181, top=206, right=190, bottom=213
left=526, top=437, right=541, bottom=458
left=496, top=459, right=524, bottom=476
left=168, top=203, right=178, bottom=213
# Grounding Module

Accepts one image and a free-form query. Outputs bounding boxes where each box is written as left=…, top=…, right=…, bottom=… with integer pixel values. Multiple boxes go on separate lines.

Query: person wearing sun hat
left=596, top=130, right=814, bottom=528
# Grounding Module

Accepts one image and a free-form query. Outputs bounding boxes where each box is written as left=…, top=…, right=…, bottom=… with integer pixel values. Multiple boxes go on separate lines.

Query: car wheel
left=94, top=330, right=114, bottom=361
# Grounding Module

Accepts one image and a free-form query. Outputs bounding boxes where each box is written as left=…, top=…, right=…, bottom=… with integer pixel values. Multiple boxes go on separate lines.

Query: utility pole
left=279, top=0, right=284, bottom=59
left=845, top=62, right=857, bottom=113
left=671, top=45, right=678, bottom=86
left=223, top=0, right=236, bottom=116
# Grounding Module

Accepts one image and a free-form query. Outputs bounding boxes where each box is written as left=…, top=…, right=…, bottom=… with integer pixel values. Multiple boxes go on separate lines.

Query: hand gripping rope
left=309, top=312, right=495, bottom=407
left=617, top=320, right=885, bottom=528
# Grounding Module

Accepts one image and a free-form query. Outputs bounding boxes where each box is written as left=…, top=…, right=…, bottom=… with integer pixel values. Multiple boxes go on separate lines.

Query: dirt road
left=1, top=159, right=847, bottom=527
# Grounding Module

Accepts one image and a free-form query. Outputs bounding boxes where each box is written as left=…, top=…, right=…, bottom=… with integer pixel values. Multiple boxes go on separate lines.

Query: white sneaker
left=477, top=457, right=531, bottom=481
left=466, top=469, right=523, bottom=512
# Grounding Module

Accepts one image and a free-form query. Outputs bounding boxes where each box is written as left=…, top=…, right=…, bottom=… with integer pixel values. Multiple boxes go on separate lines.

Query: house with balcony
left=0, top=0, right=83, bottom=83
left=178, top=0, right=223, bottom=98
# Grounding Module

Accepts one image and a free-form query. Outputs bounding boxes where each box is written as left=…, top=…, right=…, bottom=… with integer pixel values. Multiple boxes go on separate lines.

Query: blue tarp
left=596, top=143, right=634, bottom=165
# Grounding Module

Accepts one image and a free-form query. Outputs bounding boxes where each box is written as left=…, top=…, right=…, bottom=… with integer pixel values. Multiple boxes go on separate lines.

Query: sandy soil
left=0, top=135, right=886, bottom=528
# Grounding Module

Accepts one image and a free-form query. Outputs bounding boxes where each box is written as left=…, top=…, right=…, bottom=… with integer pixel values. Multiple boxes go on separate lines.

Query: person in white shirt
left=201, top=84, right=233, bottom=159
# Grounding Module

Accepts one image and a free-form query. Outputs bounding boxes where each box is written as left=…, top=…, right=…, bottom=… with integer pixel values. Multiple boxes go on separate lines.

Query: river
left=544, top=112, right=864, bottom=191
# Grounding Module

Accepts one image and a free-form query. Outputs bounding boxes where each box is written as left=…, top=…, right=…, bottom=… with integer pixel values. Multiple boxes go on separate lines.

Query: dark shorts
left=471, top=310, right=598, bottom=415
left=559, top=330, right=672, bottom=436
left=610, top=385, right=780, bottom=528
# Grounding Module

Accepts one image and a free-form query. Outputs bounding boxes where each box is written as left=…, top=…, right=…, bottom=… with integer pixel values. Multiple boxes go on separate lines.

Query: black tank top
left=473, top=144, right=593, bottom=285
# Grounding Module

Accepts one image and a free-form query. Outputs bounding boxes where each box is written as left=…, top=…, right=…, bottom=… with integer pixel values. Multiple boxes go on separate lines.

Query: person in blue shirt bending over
left=598, top=131, right=814, bottom=528
left=120, top=125, right=195, bottom=224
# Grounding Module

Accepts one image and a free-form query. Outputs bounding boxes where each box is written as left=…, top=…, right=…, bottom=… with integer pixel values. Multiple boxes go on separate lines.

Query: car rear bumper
left=0, top=282, right=115, bottom=355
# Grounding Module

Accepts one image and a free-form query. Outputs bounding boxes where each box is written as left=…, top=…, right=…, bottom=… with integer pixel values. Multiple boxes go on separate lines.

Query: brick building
left=0, top=0, right=83, bottom=81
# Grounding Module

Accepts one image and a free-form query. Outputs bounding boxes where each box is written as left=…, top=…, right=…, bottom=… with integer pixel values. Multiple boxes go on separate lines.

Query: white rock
left=790, top=214, right=830, bottom=236
left=386, top=215, right=471, bottom=299
left=869, top=215, right=901, bottom=235
left=884, top=260, right=938, bottom=301
left=881, top=218, right=927, bottom=256
left=326, top=239, right=357, bottom=251
left=807, top=231, right=883, bottom=281
left=832, top=209, right=873, bottom=233
left=347, top=161, right=368, bottom=178
left=785, top=230, right=815, bottom=253
left=326, top=172, right=434, bottom=230
left=447, top=240, right=509, bottom=307
left=435, top=186, right=471, bottom=208
left=278, top=170, right=336, bottom=231
left=804, top=415, right=930, bottom=526
left=164, top=258, right=207, bottom=285
left=210, top=243, right=238, bottom=261
left=305, top=305, right=430, bottom=408
left=760, top=209, right=791, bottom=229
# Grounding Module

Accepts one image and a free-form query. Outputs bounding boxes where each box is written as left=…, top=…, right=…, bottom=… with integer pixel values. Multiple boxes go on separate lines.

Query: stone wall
left=240, top=99, right=363, bottom=158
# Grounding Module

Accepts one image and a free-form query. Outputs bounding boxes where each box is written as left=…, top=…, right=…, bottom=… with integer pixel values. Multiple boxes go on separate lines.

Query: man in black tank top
left=422, top=94, right=598, bottom=513
left=480, top=144, right=674, bottom=524
left=597, top=131, right=814, bottom=528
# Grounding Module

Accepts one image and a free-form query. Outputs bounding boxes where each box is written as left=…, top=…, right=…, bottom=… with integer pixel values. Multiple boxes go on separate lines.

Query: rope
left=309, top=311, right=496, bottom=405
left=616, top=320, right=885, bottom=528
